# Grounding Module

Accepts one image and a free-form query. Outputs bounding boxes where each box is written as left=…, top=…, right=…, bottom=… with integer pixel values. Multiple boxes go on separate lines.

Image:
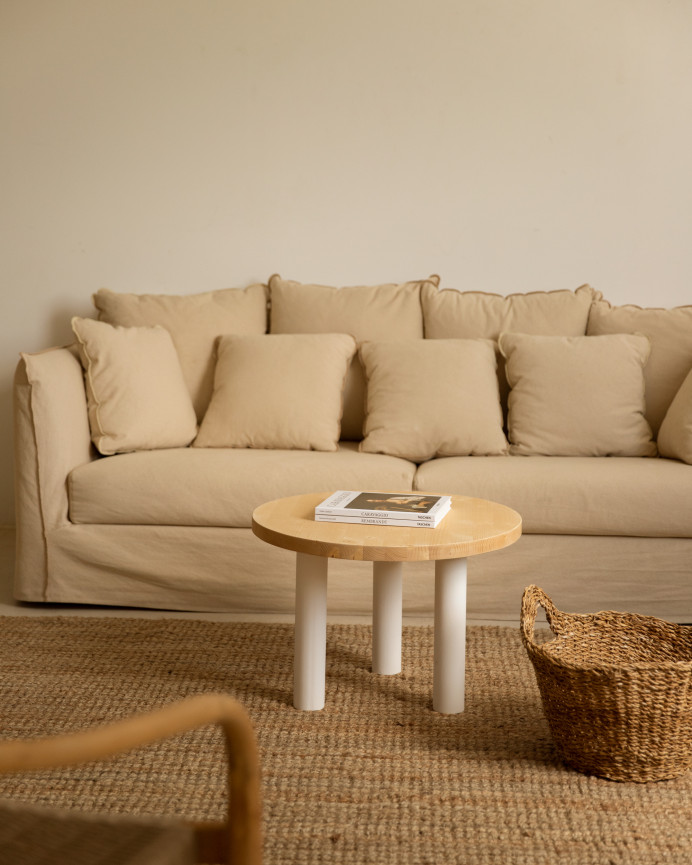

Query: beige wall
left=1, top=0, right=691, bottom=524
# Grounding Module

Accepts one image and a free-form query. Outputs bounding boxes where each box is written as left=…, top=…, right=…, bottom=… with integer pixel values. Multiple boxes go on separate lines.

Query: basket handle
left=520, top=585, right=562, bottom=645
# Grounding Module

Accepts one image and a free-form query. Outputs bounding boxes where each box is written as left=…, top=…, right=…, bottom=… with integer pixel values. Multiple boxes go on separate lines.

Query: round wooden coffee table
left=252, top=492, right=522, bottom=714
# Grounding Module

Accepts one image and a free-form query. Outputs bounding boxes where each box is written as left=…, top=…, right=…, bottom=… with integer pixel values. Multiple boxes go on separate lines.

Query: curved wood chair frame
left=0, top=693, right=262, bottom=864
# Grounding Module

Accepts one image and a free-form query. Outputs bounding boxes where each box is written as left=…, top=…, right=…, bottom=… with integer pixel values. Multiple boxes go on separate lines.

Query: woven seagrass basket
left=520, top=585, right=692, bottom=783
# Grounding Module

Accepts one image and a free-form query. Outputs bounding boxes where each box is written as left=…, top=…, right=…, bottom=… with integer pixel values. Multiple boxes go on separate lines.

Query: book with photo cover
left=315, top=491, right=452, bottom=523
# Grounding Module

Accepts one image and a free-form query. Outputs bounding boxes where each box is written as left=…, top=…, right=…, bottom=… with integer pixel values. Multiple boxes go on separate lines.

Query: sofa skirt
left=16, top=524, right=692, bottom=623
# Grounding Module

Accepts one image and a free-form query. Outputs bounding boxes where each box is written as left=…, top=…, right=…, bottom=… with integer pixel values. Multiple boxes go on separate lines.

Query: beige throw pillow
left=193, top=333, right=357, bottom=451
left=587, top=299, right=692, bottom=435
left=93, top=284, right=268, bottom=421
left=359, top=339, right=508, bottom=461
left=657, top=367, right=692, bottom=464
left=72, top=317, right=198, bottom=455
left=498, top=332, right=656, bottom=457
left=269, top=274, right=435, bottom=439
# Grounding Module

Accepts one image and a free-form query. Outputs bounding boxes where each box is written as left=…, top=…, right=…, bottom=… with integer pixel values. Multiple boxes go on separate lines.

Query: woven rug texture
left=0, top=617, right=690, bottom=864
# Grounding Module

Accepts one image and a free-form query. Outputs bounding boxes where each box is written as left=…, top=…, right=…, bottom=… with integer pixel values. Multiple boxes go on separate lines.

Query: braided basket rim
left=524, top=636, right=692, bottom=674
left=521, top=587, right=692, bottom=674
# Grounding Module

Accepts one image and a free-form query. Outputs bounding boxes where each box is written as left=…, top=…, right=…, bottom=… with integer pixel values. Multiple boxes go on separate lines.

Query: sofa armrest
left=14, top=345, right=94, bottom=599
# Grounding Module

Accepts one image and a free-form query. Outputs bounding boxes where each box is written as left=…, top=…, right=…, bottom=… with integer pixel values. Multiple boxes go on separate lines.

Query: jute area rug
left=0, top=617, right=690, bottom=865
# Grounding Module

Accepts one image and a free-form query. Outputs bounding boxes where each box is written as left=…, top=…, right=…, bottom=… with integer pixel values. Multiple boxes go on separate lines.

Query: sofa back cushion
left=193, top=333, right=356, bottom=452
left=498, top=332, right=656, bottom=457
left=422, top=283, right=598, bottom=339
left=422, top=283, right=599, bottom=417
left=269, top=275, right=433, bottom=439
left=93, top=285, right=268, bottom=422
left=587, top=299, right=692, bottom=435
left=71, top=317, right=198, bottom=455
left=359, top=339, right=508, bottom=461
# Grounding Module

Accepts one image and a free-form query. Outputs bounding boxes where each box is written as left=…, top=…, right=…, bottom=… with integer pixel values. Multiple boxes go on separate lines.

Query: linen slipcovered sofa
left=13, top=276, right=692, bottom=621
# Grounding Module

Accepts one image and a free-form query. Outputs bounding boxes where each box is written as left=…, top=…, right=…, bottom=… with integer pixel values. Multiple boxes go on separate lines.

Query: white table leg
left=294, top=552, right=328, bottom=711
left=433, top=557, right=468, bottom=714
left=372, top=561, right=403, bottom=674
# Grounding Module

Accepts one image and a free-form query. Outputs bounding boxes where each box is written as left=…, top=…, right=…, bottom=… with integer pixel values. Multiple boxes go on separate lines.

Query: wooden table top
left=251, top=492, right=522, bottom=562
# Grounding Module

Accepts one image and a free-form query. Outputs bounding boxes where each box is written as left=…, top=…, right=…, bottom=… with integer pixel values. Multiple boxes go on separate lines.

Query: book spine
left=315, top=515, right=440, bottom=527
left=427, top=497, right=448, bottom=517
left=315, top=502, right=451, bottom=522
left=315, top=506, right=442, bottom=521
left=315, top=511, right=435, bottom=522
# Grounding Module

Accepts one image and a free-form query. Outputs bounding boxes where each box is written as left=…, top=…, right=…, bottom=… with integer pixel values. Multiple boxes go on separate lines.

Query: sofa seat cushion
left=68, top=443, right=416, bottom=528
left=414, top=455, right=692, bottom=537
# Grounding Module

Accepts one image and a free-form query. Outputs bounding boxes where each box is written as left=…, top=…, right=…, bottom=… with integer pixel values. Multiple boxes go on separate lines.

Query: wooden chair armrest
left=0, top=693, right=262, bottom=865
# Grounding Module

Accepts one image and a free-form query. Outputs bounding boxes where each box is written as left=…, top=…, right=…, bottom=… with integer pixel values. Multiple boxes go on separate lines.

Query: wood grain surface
left=252, top=492, right=522, bottom=562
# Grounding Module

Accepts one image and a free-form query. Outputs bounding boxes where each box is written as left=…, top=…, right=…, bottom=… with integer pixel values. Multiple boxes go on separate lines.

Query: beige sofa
left=13, top=276, right=692, bottom=621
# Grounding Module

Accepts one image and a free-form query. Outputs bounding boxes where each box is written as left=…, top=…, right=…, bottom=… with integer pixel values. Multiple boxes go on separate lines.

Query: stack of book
left=314, top=491, right=452, bottom=527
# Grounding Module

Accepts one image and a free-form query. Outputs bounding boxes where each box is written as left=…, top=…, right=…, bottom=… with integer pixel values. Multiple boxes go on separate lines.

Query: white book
left=315, top=490, right=452, bottom=522
left=315, top=511, right=448, bottom=528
